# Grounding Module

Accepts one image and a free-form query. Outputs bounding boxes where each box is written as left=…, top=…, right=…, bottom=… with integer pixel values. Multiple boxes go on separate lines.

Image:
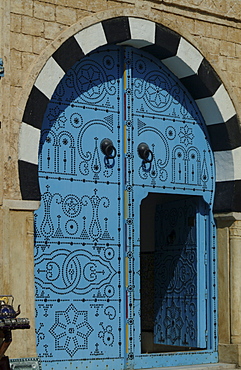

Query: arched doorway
left=33, top=45, right=217, bottom=369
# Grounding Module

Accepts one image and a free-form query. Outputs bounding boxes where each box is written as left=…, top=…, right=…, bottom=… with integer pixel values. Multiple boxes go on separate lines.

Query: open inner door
left=140, top=193, right=207, bottom=353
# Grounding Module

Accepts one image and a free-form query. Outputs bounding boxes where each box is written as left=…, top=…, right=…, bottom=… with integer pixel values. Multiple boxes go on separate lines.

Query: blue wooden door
left=35, top=46, right=126, bottom=369
left=122, top=47, right=216, bottom=369
left=34, top=45, right=216, bottom=370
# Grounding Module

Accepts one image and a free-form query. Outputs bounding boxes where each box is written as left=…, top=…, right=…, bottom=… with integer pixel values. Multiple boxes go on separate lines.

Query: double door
left=34, top=45, right=214, bottom=369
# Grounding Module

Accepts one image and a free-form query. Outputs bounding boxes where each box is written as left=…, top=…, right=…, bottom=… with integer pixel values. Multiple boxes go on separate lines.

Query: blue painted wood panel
left=35, top=47, right=125, bottom=369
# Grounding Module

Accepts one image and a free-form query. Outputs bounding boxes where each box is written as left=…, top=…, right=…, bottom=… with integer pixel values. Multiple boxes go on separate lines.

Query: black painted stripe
left=18, top=160, right=41, bottom=200
left=198, top=59, right=222, bottom=96
left=143, top=23, right=180, bottom=60
left=102, top=17, right=131, bottom=44
left=52, top=36, right=85, bottom=73
left=22, top=86, right=49, bottom=130
left=180, top=74, right=209, bottom=100
left=180, top=59, right=222, bottom=100
left=214, top=180, right=241, bottom=213
left=207, top=115, right=241, bottom=151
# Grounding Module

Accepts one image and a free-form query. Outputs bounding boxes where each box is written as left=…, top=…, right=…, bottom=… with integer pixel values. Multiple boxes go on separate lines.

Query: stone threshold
left=136, top=363, right=237, bottom=370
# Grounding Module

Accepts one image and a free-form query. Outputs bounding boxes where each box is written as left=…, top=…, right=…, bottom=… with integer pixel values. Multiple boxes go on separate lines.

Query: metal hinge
left=204, top=251, right=208, bottom=265
left=205, top=288, right=208, bottom=299
left=0, top=58, right=4, bottom=77
left=205, top=330, right=208, bottom=342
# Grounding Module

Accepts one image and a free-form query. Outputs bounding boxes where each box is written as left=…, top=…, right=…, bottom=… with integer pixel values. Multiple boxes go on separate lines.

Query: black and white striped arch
left=18, top=16, right=241, bottom=212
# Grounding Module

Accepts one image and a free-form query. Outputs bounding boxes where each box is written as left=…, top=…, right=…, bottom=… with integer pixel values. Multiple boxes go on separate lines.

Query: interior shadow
left=140, top=192, right=202, bottom=353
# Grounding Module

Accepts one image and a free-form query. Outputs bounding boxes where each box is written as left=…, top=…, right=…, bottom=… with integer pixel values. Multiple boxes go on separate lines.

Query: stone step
left=136, top=363, right=237, bottom=370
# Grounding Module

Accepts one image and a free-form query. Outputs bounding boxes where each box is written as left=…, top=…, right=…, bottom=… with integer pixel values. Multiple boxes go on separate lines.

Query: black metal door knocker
left=137, top=142, right=154, bottom=172
left=100, top=138, right=117, bottom=168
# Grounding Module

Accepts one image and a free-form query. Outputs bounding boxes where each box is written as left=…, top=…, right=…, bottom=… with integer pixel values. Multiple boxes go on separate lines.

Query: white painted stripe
left=213, top=84, right=236, bottom=123
left=19, top=122, right=41, bottom=165
left=196, top=84, right=236, bottom=125
left=162, top=56, right=193, bottom=79
left=233, top=146, right=241, bottom=181
left=214, top=147, right=241, bottom=182
left=214, top=150, right=234, bottom=182
left=177, top=38, right=203, bottom=75
left=118, top=39, right=153, bottom=48
left=162, top=38, right=203, bottom=79
left=128, top=17, right=155, bottom=48
left=35, top=57, right=65, bottom=100
left=75, top=23, right=107, bottom=55
left=196, top=95, right=224, bottom=125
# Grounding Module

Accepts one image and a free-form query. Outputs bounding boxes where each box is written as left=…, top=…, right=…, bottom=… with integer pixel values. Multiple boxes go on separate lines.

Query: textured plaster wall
left=1, top=0, right=241, bottom=360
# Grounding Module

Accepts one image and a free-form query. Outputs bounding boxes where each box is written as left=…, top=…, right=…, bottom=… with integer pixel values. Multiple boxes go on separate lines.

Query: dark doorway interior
left=140, top=193, right=201, bottom=353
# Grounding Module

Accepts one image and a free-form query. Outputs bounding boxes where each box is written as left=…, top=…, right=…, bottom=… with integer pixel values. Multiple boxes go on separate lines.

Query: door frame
left=17, top=14, right=239, bottom=369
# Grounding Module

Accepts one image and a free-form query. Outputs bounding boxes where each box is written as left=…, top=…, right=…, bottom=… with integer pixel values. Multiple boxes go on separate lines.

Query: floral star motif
left=50, top=304, right=93, bottom=357
left=146, top=75, right=169, bottom=107
left=63, top=196, right=81, bottom=216
left=178, top=125, right=194, bottom=146
left=80, top=66, right=101, bottom=98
